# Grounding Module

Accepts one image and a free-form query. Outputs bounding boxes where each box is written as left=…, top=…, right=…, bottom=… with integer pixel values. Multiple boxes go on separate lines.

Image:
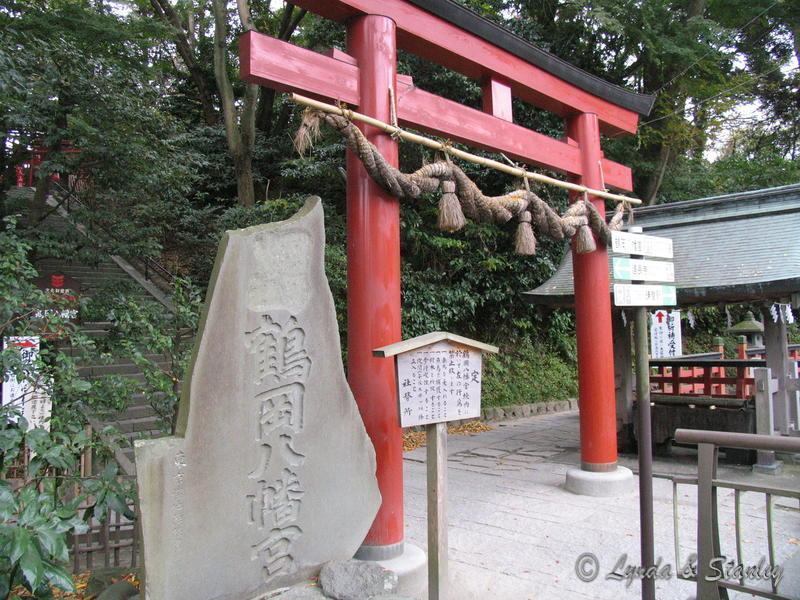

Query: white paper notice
left=396, top=340, right=483, bottom=427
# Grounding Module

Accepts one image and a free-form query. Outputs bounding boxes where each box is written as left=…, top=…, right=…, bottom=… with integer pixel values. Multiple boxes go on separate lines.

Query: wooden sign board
left=613, top=283, right=677, bottom=307
left=396, top=340, right=483, bottom=427
left=374, top=331, right=496, bottom=600
left=611, top=231, right=673, bottom=259
left=612, top=257, right=674, bottom=283
left=33, top=273, right=81, bottom=324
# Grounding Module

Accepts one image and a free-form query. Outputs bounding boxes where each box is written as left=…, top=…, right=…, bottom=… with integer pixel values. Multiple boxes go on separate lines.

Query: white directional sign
left=613, top=283, right=677, bottom=307
left=611, top=231, right=673, bottom=259
left=612, top=257, right=675, bottom=282
left=650, top=310, right=682, bottom=358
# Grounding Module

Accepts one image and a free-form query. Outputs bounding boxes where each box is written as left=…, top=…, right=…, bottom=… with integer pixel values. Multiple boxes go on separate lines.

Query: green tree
left=471, top=0, right=798, bottom=203
left=1, top=1, right=202, bottom=263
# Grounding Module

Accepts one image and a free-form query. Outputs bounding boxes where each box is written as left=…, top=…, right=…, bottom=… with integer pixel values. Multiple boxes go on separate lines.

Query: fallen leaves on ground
left=402, top=421, right=492, bottom=451
left=13, top=571, right=139, bottom=600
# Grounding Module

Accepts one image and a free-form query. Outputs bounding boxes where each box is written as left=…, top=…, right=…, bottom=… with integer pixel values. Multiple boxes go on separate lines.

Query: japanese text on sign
left=613, top=284, right=677, bottom=307
left=2, top=337, right=52, bottom=430
left=650, top=310, right=682, bottom=358
left=611, top=257, right=675, bottom=283
left=611, top=231, right=673, bottom=259
left=396, top=341, right=482, bottom=427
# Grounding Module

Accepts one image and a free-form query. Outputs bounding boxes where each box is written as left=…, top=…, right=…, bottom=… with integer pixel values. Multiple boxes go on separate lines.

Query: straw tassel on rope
left=575, top=224, right=597, bottom=254
left=515, top=211, right=536, bottom=255
left=437, top=179, right=466, bottom=232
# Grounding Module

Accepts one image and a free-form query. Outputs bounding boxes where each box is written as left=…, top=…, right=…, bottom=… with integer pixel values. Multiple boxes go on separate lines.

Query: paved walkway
left=402, top=411, right=800, bottom=599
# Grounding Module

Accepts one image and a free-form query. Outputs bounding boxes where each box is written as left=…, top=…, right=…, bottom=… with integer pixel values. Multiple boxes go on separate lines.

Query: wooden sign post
left=374, top=332, right=498, bottom=600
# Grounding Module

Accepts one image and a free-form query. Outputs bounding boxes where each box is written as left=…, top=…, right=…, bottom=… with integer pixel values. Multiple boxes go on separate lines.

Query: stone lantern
left=726, top=310, right=764, bottom=348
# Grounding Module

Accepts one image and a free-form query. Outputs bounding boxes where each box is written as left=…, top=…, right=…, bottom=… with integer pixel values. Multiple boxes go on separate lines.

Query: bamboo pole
left=290, top=93, right=642, bottom=205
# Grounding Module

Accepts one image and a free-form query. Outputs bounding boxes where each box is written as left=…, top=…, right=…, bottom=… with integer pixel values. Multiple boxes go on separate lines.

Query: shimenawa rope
left=294, top=108, right=627, bottom=255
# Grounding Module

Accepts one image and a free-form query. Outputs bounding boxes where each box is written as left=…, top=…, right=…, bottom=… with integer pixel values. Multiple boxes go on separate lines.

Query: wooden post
left=696, top=443, right=723, bottom=600
left=481, top=77, right=513, bottom=122
left=754, top=367, right=780, bottom=470
left=634, top=306, right=655, bottom=600
left=713, top=336, right=725, bottom=395
left=703, top=366, right=712, bottom=397
left=630, top=226, right=655, bottom=600
left=763, top=308, right=791, bottom=434
left=426, top=422, right=448, bottom=600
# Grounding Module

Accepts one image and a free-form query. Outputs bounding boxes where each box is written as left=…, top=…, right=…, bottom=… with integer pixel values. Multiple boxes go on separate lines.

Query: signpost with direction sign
left=374, top=332, right=498, bottom=600
left=611, top=230, right=676, bottom=308
left=611, top=230, right=673, bottom=259
left=610, top=227, right=677, bottom=600
left=611, top=257, right=674, bottom=283
left=613, top=283, right=677, bottom=307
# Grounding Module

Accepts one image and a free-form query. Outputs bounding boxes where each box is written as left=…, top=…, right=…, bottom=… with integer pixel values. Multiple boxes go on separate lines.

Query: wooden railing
left=657, top=429, right=800, bottom=600
left=71, top=488, right=139, bottom=573
left=649, top=344, right=800, bottom=400
left=649, top=358, right=765, bottom=399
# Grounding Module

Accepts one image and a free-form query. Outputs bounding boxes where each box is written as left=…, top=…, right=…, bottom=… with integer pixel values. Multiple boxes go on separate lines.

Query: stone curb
left=405, top=399, right=579, bottom=432
left=477, top=398, right=578, bottom=424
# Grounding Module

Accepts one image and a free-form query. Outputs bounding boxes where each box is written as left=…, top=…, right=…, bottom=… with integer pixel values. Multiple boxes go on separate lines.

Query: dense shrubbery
left=482, top=338, right=579, bottom=407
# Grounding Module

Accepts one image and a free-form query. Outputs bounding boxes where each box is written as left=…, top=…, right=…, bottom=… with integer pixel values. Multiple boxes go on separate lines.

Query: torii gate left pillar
left=344, top=15, right=410, bottom=563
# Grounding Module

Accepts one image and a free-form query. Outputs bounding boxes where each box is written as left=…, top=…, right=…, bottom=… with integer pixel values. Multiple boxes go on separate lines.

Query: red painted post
left=713, top=336, right=724, bottom=394
left=345, top=15, right=405, bottom=558
left=566, top=113, right=618, bottom=471
left=671, top=367, right=680, bottom=395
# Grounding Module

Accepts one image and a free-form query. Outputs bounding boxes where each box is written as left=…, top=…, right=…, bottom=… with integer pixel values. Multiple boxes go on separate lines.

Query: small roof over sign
left=373, top=331, right=499, bottom=358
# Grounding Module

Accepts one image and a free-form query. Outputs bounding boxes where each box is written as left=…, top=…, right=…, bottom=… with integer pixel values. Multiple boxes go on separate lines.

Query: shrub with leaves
left=0, top=421, right=134, bottom=600
left=102, top=277, right=202, bottom=433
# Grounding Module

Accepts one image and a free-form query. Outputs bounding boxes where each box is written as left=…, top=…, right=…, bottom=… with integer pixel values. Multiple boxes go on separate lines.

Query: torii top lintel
left=240, top=0, right=653, bottom=192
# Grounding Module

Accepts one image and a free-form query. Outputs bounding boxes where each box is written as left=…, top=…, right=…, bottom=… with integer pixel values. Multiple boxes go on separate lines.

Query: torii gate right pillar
left=565, top=113, right=634, bottom=496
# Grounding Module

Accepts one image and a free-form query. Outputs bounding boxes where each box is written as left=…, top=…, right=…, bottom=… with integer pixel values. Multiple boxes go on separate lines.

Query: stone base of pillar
left=356, top=542, right=427, bottom=598
left=565, top=466, right=634, bottom=497
left=753, top=452, right=784, bottom=475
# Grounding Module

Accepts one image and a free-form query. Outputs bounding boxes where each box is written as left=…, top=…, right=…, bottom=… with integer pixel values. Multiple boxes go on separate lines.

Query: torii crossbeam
left=240, top=0, right=653, bottom=567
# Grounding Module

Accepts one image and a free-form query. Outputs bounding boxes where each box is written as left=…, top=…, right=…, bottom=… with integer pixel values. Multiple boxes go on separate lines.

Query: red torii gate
left=240, top=0, right=652, bottom=564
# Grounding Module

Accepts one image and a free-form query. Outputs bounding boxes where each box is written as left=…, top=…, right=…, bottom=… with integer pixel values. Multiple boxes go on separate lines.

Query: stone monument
left=135, top=197, right=381, bottom=600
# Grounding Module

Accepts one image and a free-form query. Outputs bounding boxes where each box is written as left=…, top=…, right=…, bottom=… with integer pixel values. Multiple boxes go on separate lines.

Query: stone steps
left=77, top=360, right=171, bottom=377
left=33, top=205, right=182, bottom=477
